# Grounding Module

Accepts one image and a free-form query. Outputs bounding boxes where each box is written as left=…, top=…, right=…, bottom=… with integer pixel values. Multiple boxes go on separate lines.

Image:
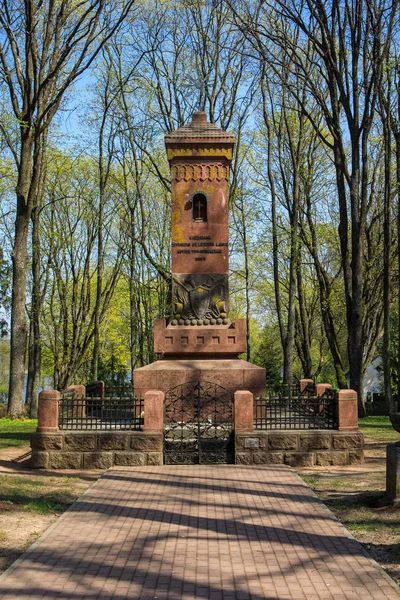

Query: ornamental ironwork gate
left=164, top=381, right=234, bottom=465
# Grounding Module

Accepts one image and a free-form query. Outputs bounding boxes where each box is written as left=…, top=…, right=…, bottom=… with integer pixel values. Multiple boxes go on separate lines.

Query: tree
left=230, top=0, right=397, bottom=409
left=0, top=0, right=136, bottom=415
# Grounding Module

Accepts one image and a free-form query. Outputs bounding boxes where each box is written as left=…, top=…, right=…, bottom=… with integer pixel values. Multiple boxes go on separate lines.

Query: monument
left=134, top=111, right=266, bottom=398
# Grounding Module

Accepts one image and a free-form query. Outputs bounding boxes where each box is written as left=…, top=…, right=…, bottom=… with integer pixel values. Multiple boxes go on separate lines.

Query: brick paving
left=0, top=465, right=399, bottom=600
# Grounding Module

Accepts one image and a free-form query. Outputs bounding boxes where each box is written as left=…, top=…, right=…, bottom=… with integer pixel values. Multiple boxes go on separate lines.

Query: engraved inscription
left=173, top=239, right=227, bottom=260
left=244, top=438, right=260, bottom=449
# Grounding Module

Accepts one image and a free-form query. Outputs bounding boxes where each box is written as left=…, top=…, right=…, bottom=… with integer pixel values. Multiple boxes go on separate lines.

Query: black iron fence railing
left=254, top=387, right=337, bottom=430
left=58, top=395, right=144, bottom=431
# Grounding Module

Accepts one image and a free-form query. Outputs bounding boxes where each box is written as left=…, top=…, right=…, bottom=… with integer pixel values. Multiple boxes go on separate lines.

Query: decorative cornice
left=170, top=163, right=229, bottom=182
left=167, top=147, right=233, bottom=161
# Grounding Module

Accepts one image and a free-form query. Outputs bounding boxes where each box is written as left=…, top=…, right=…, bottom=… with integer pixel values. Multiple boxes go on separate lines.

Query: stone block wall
left=31, top=431, right=163, bottom=469
left=235, top=430, right=364, bottom=467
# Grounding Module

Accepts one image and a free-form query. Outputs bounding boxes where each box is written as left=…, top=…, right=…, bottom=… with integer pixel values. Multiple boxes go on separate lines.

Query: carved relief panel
left=171, top=274, right=229, bottom=325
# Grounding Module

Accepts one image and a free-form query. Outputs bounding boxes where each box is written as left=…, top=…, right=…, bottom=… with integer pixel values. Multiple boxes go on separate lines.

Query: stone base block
left=134, top=358, right=266, bottom=399
left=83, top=452, right=113, bottom=470
left=114, top=452, right=145, bottom=466
left=31, top=433, right=63, bottom=451
left=30, top=431, right=164, bottom=470
left=235, top=431, right=364, bottom=466
left=386, top=442, right=400, bottom=505
left=49, top=452, right=82, bottom=469
left=30, top=451, right=49, bottom=469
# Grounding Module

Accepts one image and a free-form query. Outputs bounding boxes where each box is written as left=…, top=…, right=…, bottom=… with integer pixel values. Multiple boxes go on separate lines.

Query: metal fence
left=58, top=394, right=144, bottom=431
left=254, top=386, right=337, bottom=430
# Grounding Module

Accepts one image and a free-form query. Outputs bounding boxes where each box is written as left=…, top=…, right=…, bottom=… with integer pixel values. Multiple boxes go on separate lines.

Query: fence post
left=336, top=389, right=359, bottom=431
left=66, top=385, right=86, bottom=418
left=234, top=391, right=254, bottom=432
left=299, top=379, right=314, bottom=394
left=143, top=391, right=164, bottom=432
left=314, top=383, right=332, bottom=396
left=86, top=381, right=104, bottom=398
left=313, top=383, right=332, bottom=416
left=37, top=390, right=60, bottom=433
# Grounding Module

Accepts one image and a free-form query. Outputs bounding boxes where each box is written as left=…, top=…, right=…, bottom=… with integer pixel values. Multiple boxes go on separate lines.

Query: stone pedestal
left=134, top=358, right=265, bottom=399
left=386, top=442, right=400, bottom=505
left=154, top=318, right=246, bottom=356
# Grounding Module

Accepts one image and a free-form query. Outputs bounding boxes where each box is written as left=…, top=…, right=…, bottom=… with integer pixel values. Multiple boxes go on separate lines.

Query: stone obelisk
left=134, top=112, right=265, bottom=398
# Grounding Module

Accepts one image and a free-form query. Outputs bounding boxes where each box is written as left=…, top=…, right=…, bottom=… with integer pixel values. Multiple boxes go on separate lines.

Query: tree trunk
left=8, top=134, right=34, bottom=416
left=383, top=110, right=394, bottom=415
left=129, top=207, right=137, bottom=383
left=396, top=133, right=400, bottom=411
left=26, top=136, right=47, bottom=418
left=283, top=165, right=300, bottom=385
left=296, top=252, right=313, bottom=378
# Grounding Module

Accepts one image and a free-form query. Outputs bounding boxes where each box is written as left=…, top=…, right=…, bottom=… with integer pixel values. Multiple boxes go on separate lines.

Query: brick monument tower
left=134, top=112, right=265, bottom=398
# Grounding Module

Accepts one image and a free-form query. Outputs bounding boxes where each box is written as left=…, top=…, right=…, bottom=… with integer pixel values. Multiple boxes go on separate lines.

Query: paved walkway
left=0, top=466, right=399, bottom=600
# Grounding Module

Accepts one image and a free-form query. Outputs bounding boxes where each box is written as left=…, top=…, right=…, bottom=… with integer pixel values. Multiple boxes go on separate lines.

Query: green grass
left=0, top=418, right=38, bottom=449
left=26, top=497, right=65, bottom=514
left=358, top=415, right=400, bottom=443
left=301, top=475, right=321, bottom=486
left=0, top=474, right=78, bottom=514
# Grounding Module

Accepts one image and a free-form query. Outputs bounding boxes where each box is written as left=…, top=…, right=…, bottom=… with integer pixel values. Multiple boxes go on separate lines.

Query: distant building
left=346, top=356, right=383, bottom=401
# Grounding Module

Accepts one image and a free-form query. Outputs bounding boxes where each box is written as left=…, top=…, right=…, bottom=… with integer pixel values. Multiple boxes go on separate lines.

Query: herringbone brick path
left=0, top=466, right=398, bottom=599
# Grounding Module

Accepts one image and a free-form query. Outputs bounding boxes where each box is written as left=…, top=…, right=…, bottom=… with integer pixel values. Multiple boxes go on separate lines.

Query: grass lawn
left=358, top=415, right=400, bottom=442
left=0, top=474, right=80, bottom=514
left=0, top=418, right=38, bottom=449
left=298, top=414, right=400, bottom=585
left=0, top=419, right=99, bottom=575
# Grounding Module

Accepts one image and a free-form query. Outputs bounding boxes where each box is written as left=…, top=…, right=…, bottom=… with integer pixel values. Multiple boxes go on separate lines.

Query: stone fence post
left=66, top=384, right=86, bottom=418
left=234, top=391, right=254, bottom=432
left=86, top=381, right=104, bottom=398
left=37, top=390, right=60, bottom=433
left=143, top=391, right=164, bottom=432
left=336, top=389, right=358, bottom=431
left=299, top=379, right=314, bottom=394
left=314, top=383, right=332, bottom=396
left=66, top=385, right=86, bottom=398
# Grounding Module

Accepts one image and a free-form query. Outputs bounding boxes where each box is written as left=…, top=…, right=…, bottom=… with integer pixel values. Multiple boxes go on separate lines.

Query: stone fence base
left=31, top=429, right=364, bottom=469
left=235, top=430, right=364, bottom=467
left=31, top=431, right=163, bottom=469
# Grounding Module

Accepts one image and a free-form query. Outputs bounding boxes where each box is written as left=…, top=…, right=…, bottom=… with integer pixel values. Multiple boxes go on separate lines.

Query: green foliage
left=253, top=324, right=283, bottom=385
left=98, top=355, right=129, bottom=387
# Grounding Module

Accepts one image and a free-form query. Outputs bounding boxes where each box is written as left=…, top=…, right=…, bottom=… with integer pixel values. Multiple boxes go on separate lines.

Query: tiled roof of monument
left=165, top=112, right=235, bottom=144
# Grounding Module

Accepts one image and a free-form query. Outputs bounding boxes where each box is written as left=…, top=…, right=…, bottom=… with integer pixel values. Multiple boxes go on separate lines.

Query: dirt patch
left=0, top=444, right=101, bottom=576
left=0, top=504, right=53, bottom=573
left=297, top=437, right=400, bottom=586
